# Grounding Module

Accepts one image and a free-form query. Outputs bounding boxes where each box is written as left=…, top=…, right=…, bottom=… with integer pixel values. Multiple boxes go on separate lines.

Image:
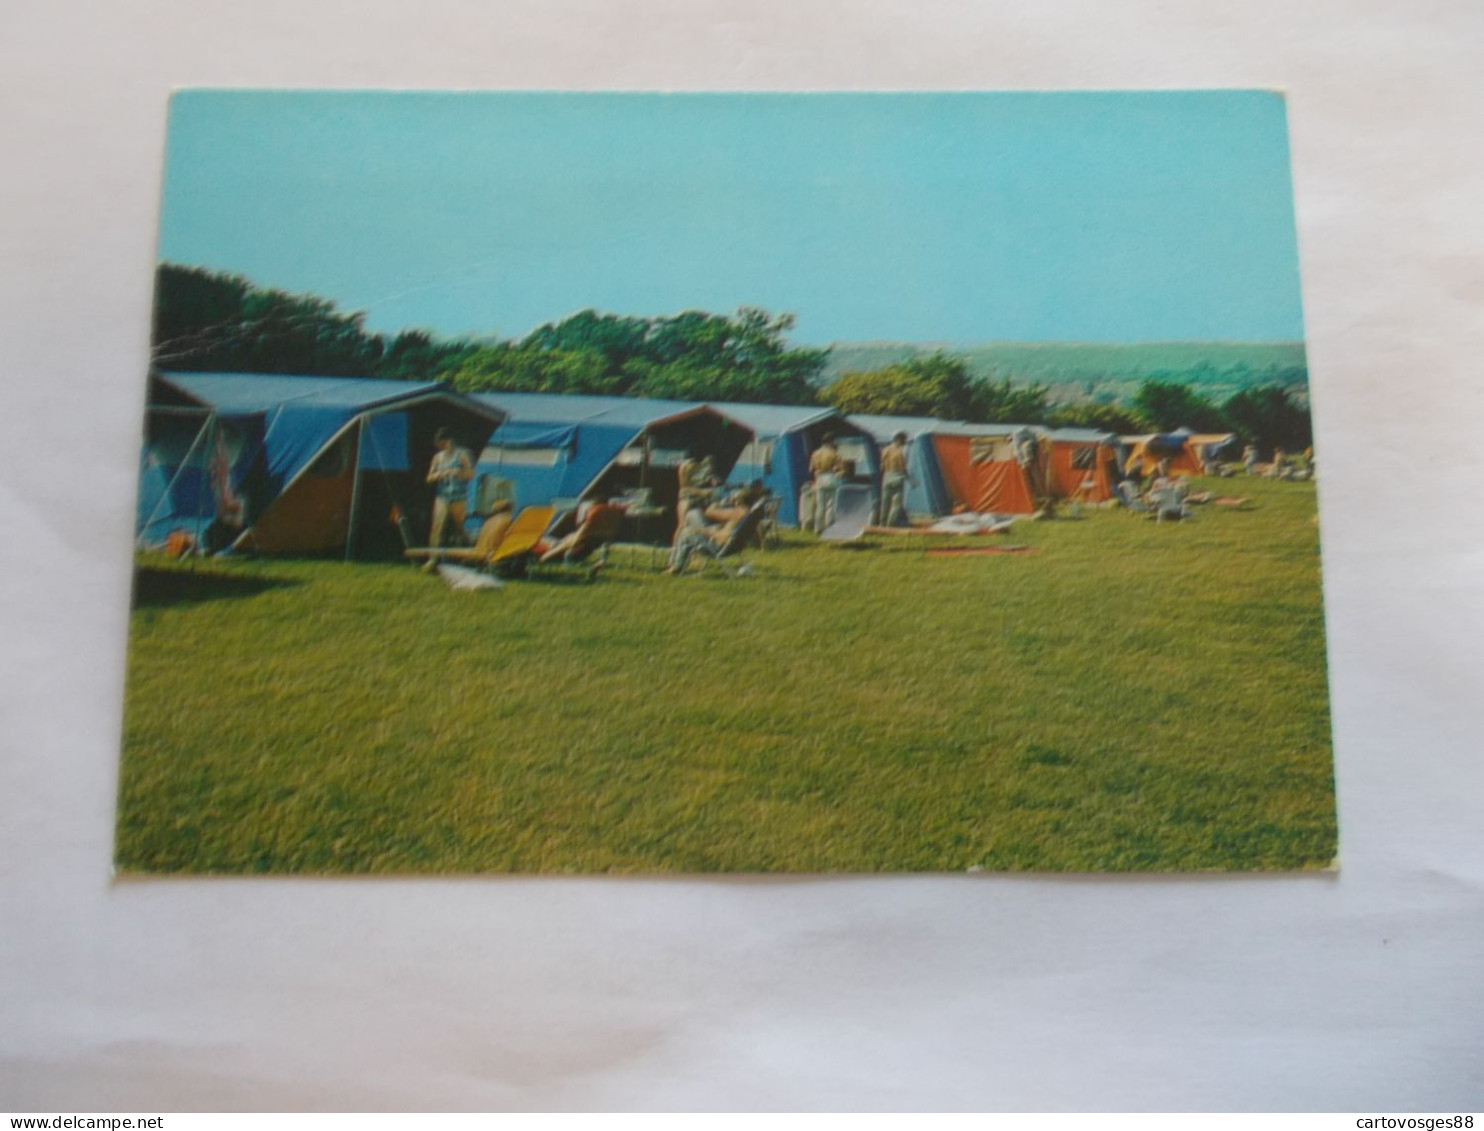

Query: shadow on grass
left=132, top=566, right=301, bottom=609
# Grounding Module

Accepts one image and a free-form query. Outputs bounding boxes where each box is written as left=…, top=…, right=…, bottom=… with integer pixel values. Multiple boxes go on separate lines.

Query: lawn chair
left=405, top=506, right=517, bottom=569
left=529, top=502, right=624, bottom=581
left=1148, top=483, right=1189, bottom=523
left=485, top=505, right=558, bottom=575
left=756, top=495, right=783, bottom=549
left=819, top=483, right=874, bottom=542
left=682, top=500, right=768, bottom=578
left=1114, top=480, right=1152, bottom=514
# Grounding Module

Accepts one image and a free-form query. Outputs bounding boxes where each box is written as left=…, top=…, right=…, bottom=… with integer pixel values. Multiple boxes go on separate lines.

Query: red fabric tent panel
left=974, top=458, right=1036, bottom=514
left=930, top=435, right=978, bottom=511
left=1049, top=442, right=1116, bottom=503
left=932, top=433, right=1038, bottom=514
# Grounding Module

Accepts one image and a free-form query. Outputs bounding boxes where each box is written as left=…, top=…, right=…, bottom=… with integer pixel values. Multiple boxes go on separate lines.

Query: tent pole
left=191, top=413, right=216, bottom=570
left=345, top=415, right=367, bottom=562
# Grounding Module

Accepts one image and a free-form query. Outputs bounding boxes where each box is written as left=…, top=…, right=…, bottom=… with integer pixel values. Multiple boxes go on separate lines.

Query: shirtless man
left=878, top=431, right=911, bottom=527
left=808, top=433, right=845, bottom=534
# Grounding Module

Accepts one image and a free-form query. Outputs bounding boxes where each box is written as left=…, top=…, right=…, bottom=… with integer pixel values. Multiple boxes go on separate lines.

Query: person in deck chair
left=426, top=427, right=474, bottom=548
left=676, top=449, right=717, bottom=526
left=663, top=501, right=750, bottom=575
left=808, top=432, right=845, bottom=534
left=878, top=431, right=912, bottom=527
left=537, top=498, right=623, bottom=565
left=419, top=498, right=514, bottom=573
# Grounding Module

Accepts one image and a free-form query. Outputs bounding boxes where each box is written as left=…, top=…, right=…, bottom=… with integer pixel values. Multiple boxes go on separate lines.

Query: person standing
left=426, top=427, right=473, bottom=548
left=1243, top=444, right=1259, bottom=476
left=878, top=431, right=912, bottom=527
left=808, top=432, right=844, bottom=534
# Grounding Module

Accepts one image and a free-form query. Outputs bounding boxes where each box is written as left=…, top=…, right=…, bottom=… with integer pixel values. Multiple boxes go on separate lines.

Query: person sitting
left=663, top=500, right=752, bottom=575
left=675, top=449, right=718, bottom=526
left=537, top=498, right=623, bottom=565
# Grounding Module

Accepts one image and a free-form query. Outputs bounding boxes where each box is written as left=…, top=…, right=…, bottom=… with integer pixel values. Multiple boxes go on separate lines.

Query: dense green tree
left=445, top=344, right=615, bottom=395
left=376, top=329, right=481, bottom=381
left=1044, top=401, right=1145, bottom=435
left=150, top=267, right=828, bottom=402
left=152, top=264, right=251, bottom=348
left=522, top=309, right=652, bottom=371
left=1132, top=379, right=1229, bottom=433
left=968, top=376, right=1050, bottom=425
left=821, top=353, right=1047, bottom=424
left=821, top=353, right=980, bottom=419
left=1221, top=386, right=1312, bottom=455
left=152, top=264, right=385, bottom=376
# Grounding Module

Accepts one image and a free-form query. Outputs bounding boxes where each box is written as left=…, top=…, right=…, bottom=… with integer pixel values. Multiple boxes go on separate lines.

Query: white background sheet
left=2, top=0, right=1482, bottom=1111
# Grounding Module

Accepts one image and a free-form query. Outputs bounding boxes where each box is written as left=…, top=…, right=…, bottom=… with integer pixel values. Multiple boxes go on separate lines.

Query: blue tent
left=471, top=393, right=753, bottom=530
left=138, top=372, right=504, bottom=557
left=708, top=403, right=879, bottom=527
left=846, top=414, right=961, bottom=518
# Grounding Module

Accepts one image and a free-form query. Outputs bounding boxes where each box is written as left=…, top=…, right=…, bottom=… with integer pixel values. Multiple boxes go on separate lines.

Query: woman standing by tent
left=427, top=427, right=474, bottom=547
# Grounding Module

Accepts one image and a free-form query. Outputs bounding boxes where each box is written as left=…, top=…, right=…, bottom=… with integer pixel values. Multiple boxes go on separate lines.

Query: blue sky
left=158, top=91, right=1305, bottom=345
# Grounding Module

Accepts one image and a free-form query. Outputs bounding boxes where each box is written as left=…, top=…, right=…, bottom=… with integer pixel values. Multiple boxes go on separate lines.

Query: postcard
left=119, top=91, right=1334, bottom=873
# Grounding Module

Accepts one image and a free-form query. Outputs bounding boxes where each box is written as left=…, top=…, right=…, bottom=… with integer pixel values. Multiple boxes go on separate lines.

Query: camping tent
left=472, top=392, right=754, bottom=536
left=711, top=403, right=879, bottom=527
left=1045, top=428, right=1126, bottom=504
left=1122, top=429, right=1237, bottom=478
left=137, top=371, right=505, bottom=558
left=1183, top=431, right=1242, bottom=472
left=846, top=414, right=959, bottom=519
left=929, top=423, right=1051, bottom=516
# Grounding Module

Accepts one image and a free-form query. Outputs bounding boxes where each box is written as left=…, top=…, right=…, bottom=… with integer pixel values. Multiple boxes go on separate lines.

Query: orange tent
left=931, top=426, right=1047, bottom=515
left=1045, top=429, right=1123, bottom=504
left=1122, top=433, right=1203, bottom=478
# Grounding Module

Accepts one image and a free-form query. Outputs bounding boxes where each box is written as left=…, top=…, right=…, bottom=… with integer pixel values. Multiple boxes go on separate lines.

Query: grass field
left=116, top=477, right=1335, bottom=874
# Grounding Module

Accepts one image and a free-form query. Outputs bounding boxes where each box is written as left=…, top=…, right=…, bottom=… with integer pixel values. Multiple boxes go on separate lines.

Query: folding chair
left=819, top=483, right=874, bottom=542
left=683, top=501, right=768, bottom=578
left=1114, top=480, right=1153, bottom=514
left=1148, top=484, right=1189, bottom=523
left=485, top=505, right=558, bottom=574
left=405, top=508, right=517, bottom=569
left=756, top=495, right=783, bottom=549
left=530, top=503, right=624, bottom=581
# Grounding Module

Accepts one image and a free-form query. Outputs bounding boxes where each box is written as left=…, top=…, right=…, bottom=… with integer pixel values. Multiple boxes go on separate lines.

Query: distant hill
left=821, top=341, right=1309, bottom=406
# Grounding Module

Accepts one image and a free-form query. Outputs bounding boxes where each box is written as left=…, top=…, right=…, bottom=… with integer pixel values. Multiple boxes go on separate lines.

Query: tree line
left=151, top=263, right=1311, bottom=452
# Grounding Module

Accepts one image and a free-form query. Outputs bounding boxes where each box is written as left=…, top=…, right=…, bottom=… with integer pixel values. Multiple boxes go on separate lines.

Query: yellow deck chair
left=487, top=505, right=557, bottom=569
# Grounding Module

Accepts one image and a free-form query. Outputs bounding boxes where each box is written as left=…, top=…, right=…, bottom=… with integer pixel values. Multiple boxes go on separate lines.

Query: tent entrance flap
left=238, top=424, right=360, bottom=555
left=583, top=409, right=753, bottom=537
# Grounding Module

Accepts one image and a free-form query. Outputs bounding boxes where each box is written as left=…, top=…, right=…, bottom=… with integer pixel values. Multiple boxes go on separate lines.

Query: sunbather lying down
left=536, top=500, right=623, bottom=565
left=407, top=500, right=514, bottom=571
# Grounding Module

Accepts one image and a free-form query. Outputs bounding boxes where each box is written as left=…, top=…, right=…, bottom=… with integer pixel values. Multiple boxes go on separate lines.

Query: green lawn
left=116, top=477, right=1335, bottom=874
